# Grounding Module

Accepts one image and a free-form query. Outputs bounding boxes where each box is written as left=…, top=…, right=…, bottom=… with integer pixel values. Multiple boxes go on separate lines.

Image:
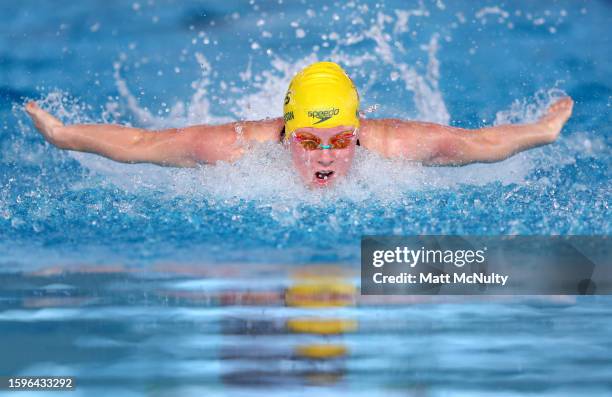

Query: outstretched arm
left=25, top=102, right=282, bottom=167
left=359, top=97, right=574, bottom=166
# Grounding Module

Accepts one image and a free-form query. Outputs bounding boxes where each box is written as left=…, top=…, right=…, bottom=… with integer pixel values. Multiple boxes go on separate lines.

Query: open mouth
left=315, top=170, right=335, bottom=181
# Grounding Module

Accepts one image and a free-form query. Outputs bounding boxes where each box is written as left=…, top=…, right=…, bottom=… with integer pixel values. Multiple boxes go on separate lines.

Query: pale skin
left=24, top=97, right=574, bottom=186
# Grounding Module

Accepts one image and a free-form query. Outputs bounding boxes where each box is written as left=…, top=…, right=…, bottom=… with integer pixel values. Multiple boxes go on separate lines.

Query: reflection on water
left=1, top=264, right=611, bottom=396
left=156, top=265, right=358, bottom=387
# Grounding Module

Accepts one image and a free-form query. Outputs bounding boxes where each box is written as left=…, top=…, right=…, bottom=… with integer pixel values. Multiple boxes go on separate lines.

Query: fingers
left=25, top=101, right=46, bottom=122
left=562, top=96, right=574, bottom=113
left=23, top=101, right=65, bottom=144
left=24, top=101, right=41, bottom=117
left=25, top=101, right=37, bottom=111
left=550, top=96, right=574, bottom=112
left=26, top=103, right=63, bottom=127
left=544, top=97, right=573, bottom=124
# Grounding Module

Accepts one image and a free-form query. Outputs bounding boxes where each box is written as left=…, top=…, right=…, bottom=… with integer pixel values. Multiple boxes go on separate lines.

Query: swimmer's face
left=287, top=126, right=358, bottom=188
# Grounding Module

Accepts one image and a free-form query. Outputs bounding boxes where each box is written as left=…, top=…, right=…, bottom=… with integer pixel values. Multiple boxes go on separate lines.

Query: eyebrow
left=294, top=132, right=321, bottom=140
left=295, top=130, right=354, bottom=140
left=332, top=131, right=355, bottom=137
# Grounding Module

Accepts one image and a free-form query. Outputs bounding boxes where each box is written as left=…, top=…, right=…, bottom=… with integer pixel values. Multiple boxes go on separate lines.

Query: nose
left=317, top=149, right=334, bottom=167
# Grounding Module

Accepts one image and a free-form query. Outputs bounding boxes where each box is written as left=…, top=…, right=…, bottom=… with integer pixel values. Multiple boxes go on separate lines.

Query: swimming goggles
left=292, top=129, right=357, bottom=151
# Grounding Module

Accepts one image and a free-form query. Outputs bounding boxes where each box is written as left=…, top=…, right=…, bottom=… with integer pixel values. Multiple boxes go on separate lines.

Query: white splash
left=495, top=87, right=566, bottom=125
left=475, top=7, right=510, bottom=21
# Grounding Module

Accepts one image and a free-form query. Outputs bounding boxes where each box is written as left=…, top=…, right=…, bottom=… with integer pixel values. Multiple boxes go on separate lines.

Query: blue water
left=1, top=1, right=611, bottom=395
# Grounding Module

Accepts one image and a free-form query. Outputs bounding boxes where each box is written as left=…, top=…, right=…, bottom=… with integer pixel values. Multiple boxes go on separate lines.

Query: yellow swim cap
left=283, top=61, right=360, bottom=139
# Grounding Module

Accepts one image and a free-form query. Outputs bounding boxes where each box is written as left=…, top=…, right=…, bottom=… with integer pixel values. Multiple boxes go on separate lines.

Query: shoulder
left=358, top=118, right=443, bottom=158
left=359, top=118, right=447, bottom=142
left=359, top=118, right=406, bottom=138
left=358, top=118, right=397, bottom=153
left=238, top=117, right=284, bottom=143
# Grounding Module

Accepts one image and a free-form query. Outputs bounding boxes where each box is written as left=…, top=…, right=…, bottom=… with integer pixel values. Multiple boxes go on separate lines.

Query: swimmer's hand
left=535, top=96, right=574, bottom=143
left=359, top=96, right=574, bottom=166
left=25, top=102, right=65, bottom=147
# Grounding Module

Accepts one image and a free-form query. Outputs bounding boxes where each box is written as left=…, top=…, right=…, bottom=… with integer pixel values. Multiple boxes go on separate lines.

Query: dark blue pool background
left=1, top=0, right=610, bottom=267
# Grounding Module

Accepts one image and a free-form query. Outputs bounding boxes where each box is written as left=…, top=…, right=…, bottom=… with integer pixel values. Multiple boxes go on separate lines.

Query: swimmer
left=25, top=61, right=574, bottom=188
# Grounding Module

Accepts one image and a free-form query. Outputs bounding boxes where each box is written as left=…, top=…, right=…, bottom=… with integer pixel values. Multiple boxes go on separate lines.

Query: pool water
left=1, top=0, right=611, bottom=395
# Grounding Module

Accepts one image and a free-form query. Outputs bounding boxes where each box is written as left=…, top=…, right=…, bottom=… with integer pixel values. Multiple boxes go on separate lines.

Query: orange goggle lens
left=293, top=131, right=355, bottom=151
